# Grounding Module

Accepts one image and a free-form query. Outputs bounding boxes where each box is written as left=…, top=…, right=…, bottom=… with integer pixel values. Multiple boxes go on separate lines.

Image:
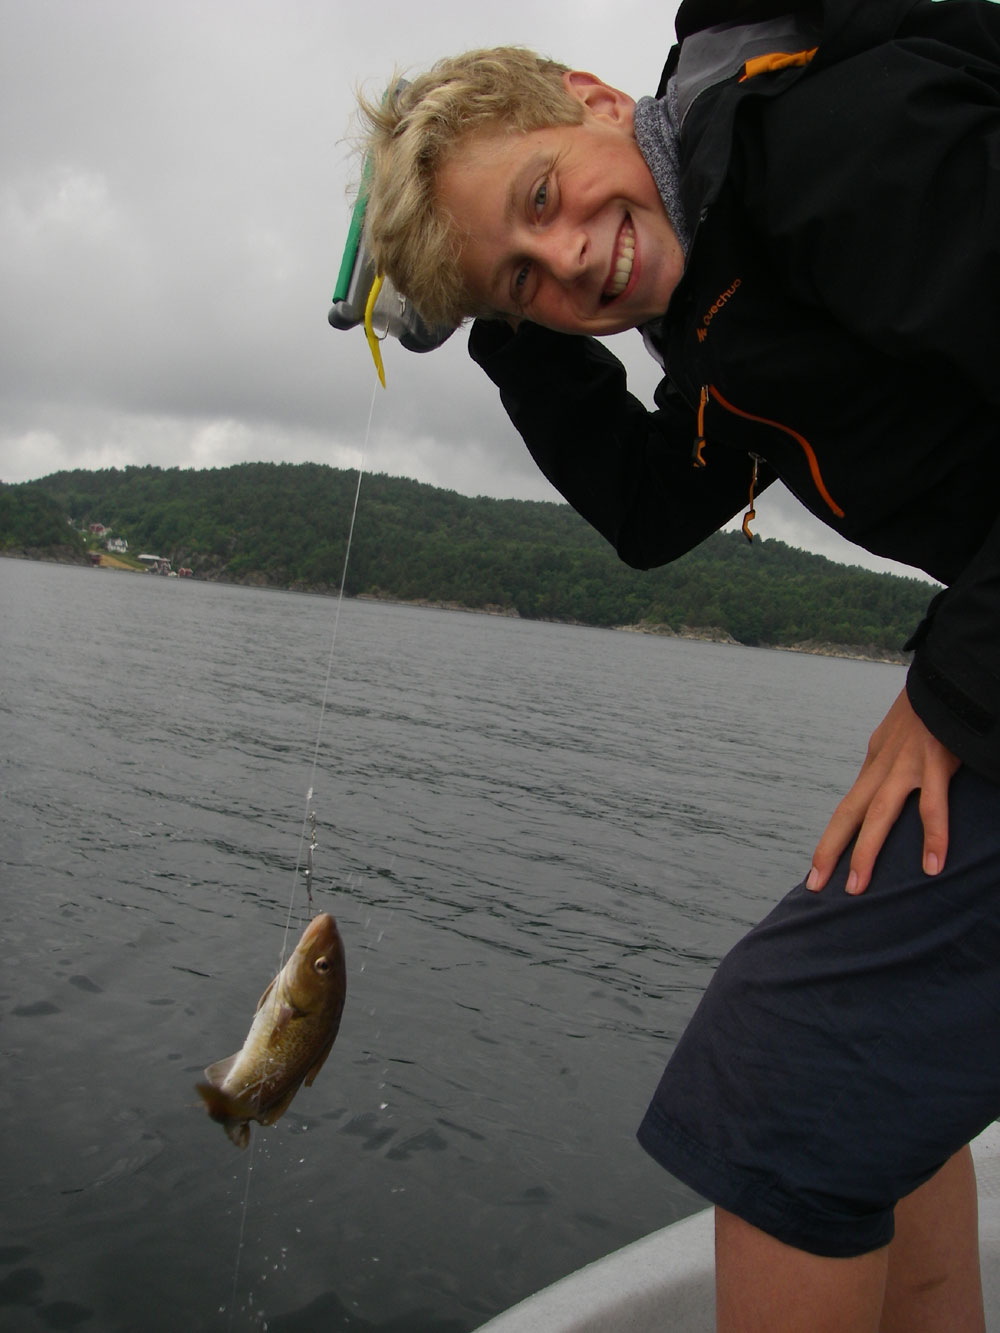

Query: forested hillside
left=0, top=483, right=86, bottom=559
left=8, top=462, right=936, bottom=654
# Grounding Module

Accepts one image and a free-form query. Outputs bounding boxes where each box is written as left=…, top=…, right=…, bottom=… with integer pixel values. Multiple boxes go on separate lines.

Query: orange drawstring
left=741, top=456, right=759, bottom=543
left=704, top=384, right=845, bottom=519
left=692, top=386, right=709, bottom=467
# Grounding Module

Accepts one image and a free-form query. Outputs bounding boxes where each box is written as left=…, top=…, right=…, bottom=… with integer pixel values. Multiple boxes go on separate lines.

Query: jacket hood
left=675, top=0, right=921, bottom=53
left=659, top=0, right=926, bottom=226
left=665, top=0, right=924, bottom=90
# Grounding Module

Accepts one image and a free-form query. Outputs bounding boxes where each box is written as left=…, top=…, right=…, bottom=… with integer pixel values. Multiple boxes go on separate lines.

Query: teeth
left=605, top=223, right=634, bottom=298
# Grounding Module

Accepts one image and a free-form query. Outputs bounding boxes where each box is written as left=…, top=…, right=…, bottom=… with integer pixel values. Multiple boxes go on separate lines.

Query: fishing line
left=278, top=378, right=378, bottom=965
left=226, top=1133, right=258, bottom=1332
left=226, top=377, right=380, bottom=1329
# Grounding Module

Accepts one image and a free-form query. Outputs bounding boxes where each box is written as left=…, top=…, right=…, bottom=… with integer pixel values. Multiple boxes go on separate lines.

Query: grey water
left=0, top=556, right=904, bottom=1332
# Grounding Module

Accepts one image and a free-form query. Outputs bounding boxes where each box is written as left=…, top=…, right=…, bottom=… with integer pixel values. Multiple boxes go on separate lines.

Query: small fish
left=196, top=912, right=346, bottom=1148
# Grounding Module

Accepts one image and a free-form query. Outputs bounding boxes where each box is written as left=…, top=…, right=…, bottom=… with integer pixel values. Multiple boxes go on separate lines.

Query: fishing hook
left=303, top=810, right=317, bottom=905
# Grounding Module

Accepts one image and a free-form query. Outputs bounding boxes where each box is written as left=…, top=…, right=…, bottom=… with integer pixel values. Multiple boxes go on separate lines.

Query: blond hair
left=356, top=47, right=582, bottom=327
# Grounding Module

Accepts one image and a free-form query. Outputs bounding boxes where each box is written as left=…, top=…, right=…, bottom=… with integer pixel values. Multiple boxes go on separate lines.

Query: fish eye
left=314, top=957, right=330, bottom=973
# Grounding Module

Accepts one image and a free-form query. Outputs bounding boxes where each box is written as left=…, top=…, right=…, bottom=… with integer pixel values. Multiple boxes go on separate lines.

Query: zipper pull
left=692, top=385, right=708, bottom=467
left=741, top=454, right=760, bottom=543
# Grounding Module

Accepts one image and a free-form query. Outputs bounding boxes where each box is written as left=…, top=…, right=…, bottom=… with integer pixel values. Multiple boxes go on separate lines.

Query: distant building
left=138, top=553, right=172, bottom=575
left=106, top=536, right=128, bottom=553
left=89, top=523, right=108, bottom=536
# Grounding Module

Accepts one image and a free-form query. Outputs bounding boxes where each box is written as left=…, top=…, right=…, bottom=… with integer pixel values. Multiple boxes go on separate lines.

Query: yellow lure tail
left=364, top=274, right=387, bottom=388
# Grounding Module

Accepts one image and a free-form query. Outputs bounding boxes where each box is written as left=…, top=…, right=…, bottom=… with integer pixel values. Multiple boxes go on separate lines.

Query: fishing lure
left=328, top=82, right=453, bottom=384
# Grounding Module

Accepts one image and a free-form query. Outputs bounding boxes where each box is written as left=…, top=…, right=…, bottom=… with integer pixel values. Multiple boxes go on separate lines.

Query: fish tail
left=226, top=1120, right=251, bottom=1150
left=195, top=1082, right=252, bottom=1150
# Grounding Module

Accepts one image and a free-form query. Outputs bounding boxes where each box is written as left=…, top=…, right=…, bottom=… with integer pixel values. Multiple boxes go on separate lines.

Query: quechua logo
left=696, top=278, right=742, bottom=343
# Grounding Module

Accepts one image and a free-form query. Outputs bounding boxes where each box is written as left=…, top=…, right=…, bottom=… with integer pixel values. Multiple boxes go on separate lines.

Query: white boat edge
left=474, top=1122, right=1000, bottom=1332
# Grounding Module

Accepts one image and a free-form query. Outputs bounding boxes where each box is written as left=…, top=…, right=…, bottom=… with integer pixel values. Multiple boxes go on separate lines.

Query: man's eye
left=510, top=260, right=535, bottom=311
left=532, top=181, right=548, bottom=216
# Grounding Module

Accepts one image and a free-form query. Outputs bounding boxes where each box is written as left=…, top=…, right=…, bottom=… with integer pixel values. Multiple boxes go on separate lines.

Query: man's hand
left=806, top=687, right=961, bottom=895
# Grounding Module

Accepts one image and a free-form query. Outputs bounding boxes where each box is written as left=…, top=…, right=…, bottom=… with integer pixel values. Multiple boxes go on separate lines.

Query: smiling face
left=434, top=72, right=685, bottom=335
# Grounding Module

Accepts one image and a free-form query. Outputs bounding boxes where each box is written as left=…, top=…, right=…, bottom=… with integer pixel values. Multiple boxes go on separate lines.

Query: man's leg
left=880, top=1145, right=984, bottom=1333
left=715, top=1208, right=887, bottom=1333
left=714, top=1147, right=985, bottom=1333
left=640, top=775, right=1000, bottom=1332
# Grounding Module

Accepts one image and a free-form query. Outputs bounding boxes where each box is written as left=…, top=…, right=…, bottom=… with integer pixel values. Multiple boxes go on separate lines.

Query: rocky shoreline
left=1, top=546, right=90, bottom=567
left=3, top=552, right=908, bottom=665
left=617, top=620, right=908, bottom=665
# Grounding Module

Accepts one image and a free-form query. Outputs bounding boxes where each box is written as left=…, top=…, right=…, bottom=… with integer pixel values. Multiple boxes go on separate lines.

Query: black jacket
left=470, top=0, right=1000, bottom=783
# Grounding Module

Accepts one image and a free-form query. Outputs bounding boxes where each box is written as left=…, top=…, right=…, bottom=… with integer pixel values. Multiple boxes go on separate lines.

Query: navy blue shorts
left=637, top=767, right=1000, bottom=1258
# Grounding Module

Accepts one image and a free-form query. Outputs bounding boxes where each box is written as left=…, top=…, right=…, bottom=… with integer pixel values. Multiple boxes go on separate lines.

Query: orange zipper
left=695, top=383, right=845, bottom=519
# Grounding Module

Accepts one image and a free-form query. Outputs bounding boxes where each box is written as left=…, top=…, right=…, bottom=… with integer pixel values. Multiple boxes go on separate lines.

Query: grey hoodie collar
left=632, top=78, right=690, bottom=256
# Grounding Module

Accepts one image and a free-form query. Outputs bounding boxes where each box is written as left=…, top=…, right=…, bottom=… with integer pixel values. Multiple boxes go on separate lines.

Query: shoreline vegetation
left=2, top=462, right=930, bottom=666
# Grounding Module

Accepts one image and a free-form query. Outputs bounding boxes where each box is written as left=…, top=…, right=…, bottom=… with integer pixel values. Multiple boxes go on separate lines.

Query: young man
left=358, top=2, right=1000, bottom=1327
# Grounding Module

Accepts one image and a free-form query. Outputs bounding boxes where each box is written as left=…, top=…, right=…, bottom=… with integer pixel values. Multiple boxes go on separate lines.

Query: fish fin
left=266, top=1004, right=298, bottom=1045
left=256, top=1082, right=302, bottom=1126
left=303, top=1034, right=337, bottom=1087
left=255, top=974, right=278, bottom=1013
left=303, top=1006, right=345, bottom=1086
left=202, top=1054, right=239, bottom=1086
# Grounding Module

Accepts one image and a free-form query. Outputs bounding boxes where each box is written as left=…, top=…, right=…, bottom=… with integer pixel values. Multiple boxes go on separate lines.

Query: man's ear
left=561, top=70, right=635, bottom=124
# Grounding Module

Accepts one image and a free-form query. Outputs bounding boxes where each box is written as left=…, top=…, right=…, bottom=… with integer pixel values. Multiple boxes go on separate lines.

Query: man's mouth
left=602, top=217, right=636, bottom=302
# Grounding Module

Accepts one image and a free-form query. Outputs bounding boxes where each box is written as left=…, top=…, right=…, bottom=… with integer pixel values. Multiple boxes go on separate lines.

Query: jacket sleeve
left=467, top=319, right=769, bottom=569
left=903, top=523, right=1000, bottom=782
left=737, top=23, right=1000, bottom=780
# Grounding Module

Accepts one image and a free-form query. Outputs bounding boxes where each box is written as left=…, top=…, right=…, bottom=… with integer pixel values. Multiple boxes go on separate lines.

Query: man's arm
left=469, top=318, right=770, bottom=568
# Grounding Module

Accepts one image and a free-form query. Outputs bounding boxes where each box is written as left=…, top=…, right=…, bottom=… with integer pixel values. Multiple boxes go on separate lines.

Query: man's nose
left=538, top=223, right=590, bottom=283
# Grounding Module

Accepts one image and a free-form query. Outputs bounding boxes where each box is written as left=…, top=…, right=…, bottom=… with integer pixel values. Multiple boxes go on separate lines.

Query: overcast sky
left=1, top=0, right=930, bottom=579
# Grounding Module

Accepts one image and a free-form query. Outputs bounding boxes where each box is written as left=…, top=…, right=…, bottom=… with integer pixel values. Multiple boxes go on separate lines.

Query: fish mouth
left=299, top=912, right=337, bottom=948
left=601, top=216, right=636, bottom=304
